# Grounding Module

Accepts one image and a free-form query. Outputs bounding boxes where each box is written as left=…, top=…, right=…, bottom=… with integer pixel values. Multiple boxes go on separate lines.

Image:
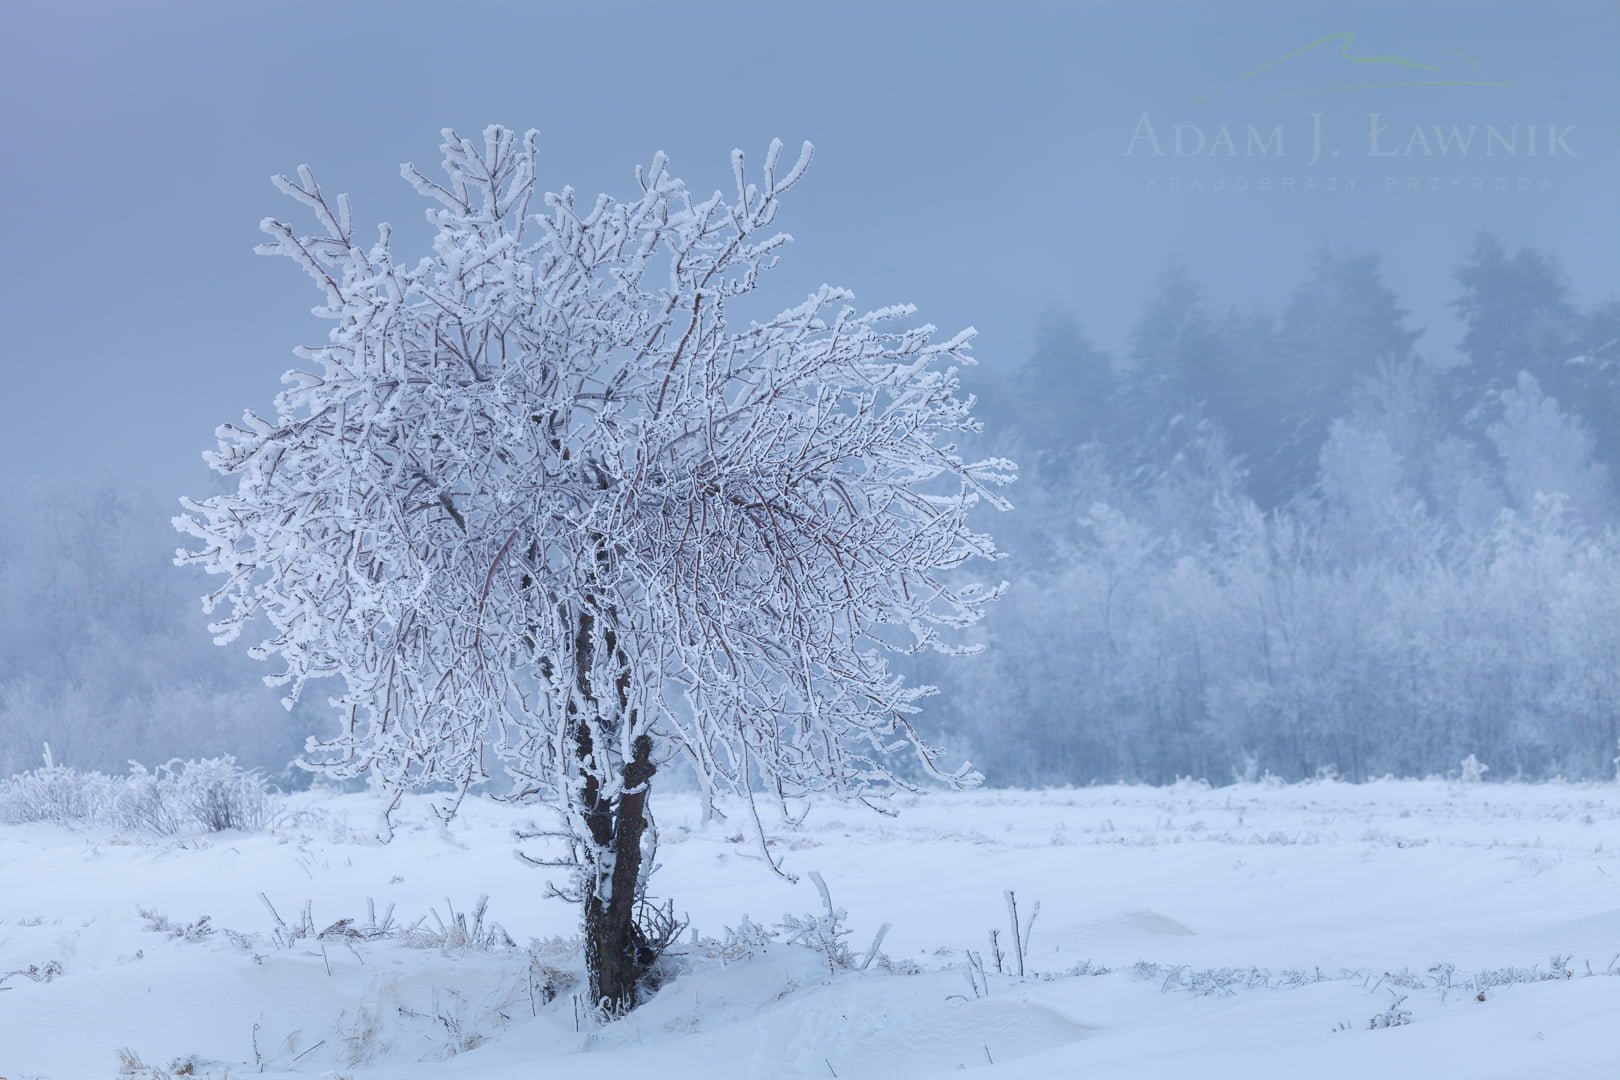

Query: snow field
left=1, top=778, right=1618, bottom=1078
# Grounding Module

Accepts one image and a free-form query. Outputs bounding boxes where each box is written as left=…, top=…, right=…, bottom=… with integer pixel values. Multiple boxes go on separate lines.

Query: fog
left=3, top=2, right=1618, bottom=783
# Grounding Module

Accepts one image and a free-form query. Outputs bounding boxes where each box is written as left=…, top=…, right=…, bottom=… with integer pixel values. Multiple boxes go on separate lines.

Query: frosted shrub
left=115, top=765, right=186, bottom=835
left=0, top=765, right=120, bottom=825
left=1459, top=754, right=1489, bottom=784
left=722, top=916, right=780, bottom=960
left=0, top=747, right=122, bottom=825
left=158, top=756, right=272, bottom=832
left=118, top=757, right=271, bottom=833
left=0, top=751, right=271, bottom=833
left=779, top=872, right=855, bottom=972
left=691, top=916, right=780, bottom=963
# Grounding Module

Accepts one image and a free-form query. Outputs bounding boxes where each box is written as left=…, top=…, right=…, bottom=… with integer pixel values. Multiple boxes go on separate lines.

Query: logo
left=1121, top=32, right=1573, bottom=195
left=1198, top=31, right=1514, bottom=102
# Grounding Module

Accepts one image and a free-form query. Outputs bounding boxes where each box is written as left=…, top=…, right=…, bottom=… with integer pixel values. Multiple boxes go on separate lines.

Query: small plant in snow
left=691, top=915, right=780, bottom=962
left=398, top=896, right=516, bottom=951
left=115, top=1048, right=177, bottom=1079
left=983, top=890, right=1039, bottom=975
left=526, top=947, right=581, bottom=1007
left=1002, top=890, right=1039, bottom=976
left=137, top=908, right=215, bottom=942
left=253, top=892, right=521, bottom=956
left=689, top=894, right=895, bottom=973
left=779, top=871, right=855, bottom=972
left=1464, top=955, right=1581, bottom=994
left=1372, top=967, right=1427, bottom=991
left=1132, top=961, right=1275, bottom=996
left=1460, top=754, right=1490, bottom=784
left=1, top=959, right=64, bottom=986
left=960, top=949, right=990, bottom=999
left=1368, top=990, right=1412, bottom=1029
left=336, top=1006, right=386, bottom=1068
left=871, top=953, right=921, bottom=976
left=113, top=1049, right=204, bottom=1079
left=397, top=988, right=493, bottom=1060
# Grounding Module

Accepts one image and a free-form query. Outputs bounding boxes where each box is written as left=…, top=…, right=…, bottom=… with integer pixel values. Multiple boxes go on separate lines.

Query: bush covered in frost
left=0, top=756, right=125, bottom=825
left=0, top=747, right=272, bottom=832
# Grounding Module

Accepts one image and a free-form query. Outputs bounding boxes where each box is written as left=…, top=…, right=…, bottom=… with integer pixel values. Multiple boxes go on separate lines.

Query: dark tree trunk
left=581, top=733, right=657, bottom=1015
left=569, top=596, right=659, bottom=1016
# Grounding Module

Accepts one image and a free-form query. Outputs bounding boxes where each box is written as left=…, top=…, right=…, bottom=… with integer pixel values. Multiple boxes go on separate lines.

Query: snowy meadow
left=3, top=775, right=1618, bottom=1079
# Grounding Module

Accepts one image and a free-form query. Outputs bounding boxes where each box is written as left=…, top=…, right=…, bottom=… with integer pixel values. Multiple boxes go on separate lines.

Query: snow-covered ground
left=2, top=779, right=1618, bottom=1079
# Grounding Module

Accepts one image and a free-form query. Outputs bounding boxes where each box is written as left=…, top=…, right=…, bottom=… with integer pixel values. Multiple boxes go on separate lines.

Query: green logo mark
left=1200, top=32, right=1515, bottom=102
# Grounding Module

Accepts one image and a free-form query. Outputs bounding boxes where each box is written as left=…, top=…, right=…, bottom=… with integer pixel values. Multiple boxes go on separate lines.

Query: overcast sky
left=3, top=1, right=1615, bottom=496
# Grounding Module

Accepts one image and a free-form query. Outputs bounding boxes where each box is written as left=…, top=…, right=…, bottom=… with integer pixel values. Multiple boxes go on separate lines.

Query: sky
left=2, top=0, right=1616, bottom=497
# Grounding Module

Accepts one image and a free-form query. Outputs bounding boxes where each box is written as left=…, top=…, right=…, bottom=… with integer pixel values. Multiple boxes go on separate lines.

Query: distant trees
left=1082, top=250, right=1421, bottom=512
left=1110, top=267, right=1238, bottom=488
left=1489, top=372, right=1611, bottom=523
left=1452, top=231, right=1582, bottom=407
left=951, top=231, right=1620, bottom=786
left=1452, top=231, right=1620, bottom=482
left=961, top=482, right=1620, bottom=786
left=0, top=480, right=310, bottom=779
left=1015, top=312, right=1113, bottom=456
left=1261, top=249, right=1422, bottom=507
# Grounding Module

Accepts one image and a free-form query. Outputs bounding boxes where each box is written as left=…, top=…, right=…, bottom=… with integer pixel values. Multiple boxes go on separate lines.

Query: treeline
left=0, top=480, right=313, bottom=779
left=926, top=232, right=1620, bottom=785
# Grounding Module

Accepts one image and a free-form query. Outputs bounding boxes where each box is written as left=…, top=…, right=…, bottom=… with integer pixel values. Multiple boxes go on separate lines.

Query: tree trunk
left=581, top=733, right=657, bottom=1016
left=568, top=575, right=661, bottom=1016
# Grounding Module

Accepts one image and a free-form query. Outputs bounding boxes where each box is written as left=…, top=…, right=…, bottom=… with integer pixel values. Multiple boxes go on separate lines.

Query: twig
left=1002, top=890, right=1039, bottom=977
left=259, top=893, right=288, bottom=941
left=1005, top=891, right=1024, bottom=977
left=290, top=1039, right=326, bottom=1064
left=858, top=922, right=891, bottom=970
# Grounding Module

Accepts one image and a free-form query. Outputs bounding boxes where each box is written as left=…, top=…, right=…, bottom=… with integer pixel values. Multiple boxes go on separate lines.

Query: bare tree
left=176, top=126, right=1012, bottom=1014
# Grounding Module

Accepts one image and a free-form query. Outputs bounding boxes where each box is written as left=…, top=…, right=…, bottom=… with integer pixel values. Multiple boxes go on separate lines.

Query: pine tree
left=1257, top=248, right=1421, bottom=508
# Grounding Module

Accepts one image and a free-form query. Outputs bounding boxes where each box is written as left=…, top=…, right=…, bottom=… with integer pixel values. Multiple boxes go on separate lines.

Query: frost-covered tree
left=175, top=126, right=1011, bottom=1013
left=1488, top=372, right=1612, bottom=523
